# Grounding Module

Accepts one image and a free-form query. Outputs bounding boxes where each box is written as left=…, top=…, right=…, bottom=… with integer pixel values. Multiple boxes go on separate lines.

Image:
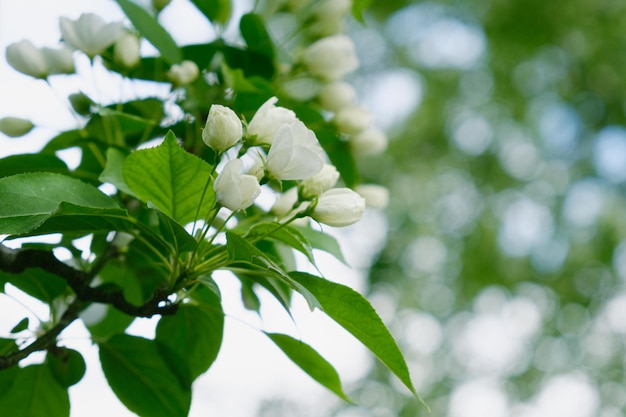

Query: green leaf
left=156, top=211, right=198, bottom=253
left=0, top=172, right=122, bottom=236
left=155, top=294, right=224, bottom=385
left=99, top=334, right=192, bottom=417
left=266, top=332, right=353, bottom=403
left=46, top=347, right=86, bottom=387
left=246, top=222, right=315, bottom=264
left=352, top=0, right=372, bottom=23
left=85, top=305, right=134, bottom=340
left=114, top=0, right=182, bottom=64
left=190, top=0, right=232, bottom=26
left=289, top=272, right=420, bottom=401
left=0, top=364, right=70, bottom=417
left=122, top=131, right=216, bottom=225
left=0, top=268, right=68, bottom=304
left=226, top=232, right=321, bottom=309
left=100, top=147, right=135, bottom=195
left=293, top=225, right=348, bottom=264
left=0, top=154, right=68, bottom=178
left=0, top=337, right=17, bottom=356
left=10, top=317, right=29, bottom=333
left=240, top=13, right=274, bottom=60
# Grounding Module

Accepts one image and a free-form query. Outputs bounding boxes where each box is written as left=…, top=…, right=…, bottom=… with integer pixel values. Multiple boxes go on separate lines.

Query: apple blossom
left=5, top=40, right=48, bottom=78
left=334, top=105, right=373, bottom=134
left=302, top=34, right=359, bottom=81
left=202, top=104, right=243, bottom=152
left=246, top=97, right=297, bottom=145
left=350, top=127, right=388, bottom=156
left=42, top=45, right=75, bottom=75
left=311, top=188, right=365, bottom=227
left=355, top=184, right=390, bottom=209
left=114, top=33, right=141, bottom=68
left=272, top=187, right=301, bottom=217
left=60, top=13, right=124, bottom=57
left=300, top=164, right=340, bottom=199
left=214, top=159, right=261, bottom=211
left=265, top=121, right=324, bottom=180
left=167, top=60, right=200, bottom=85
left=318, top=81, right=357, bottom=112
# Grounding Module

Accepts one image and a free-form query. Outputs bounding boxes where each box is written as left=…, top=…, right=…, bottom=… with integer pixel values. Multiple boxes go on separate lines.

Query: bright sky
left=0, top=1, right=379, bottom=415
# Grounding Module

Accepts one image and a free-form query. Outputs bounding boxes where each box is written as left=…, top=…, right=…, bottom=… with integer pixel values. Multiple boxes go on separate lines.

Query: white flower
left=272, top=187, right=301, bottom=217
left=5, top=40, right=48, bottom=78
left=314, top=0, right=352, bottom=19
left=302, top=34, right=359, bottom=81
left=312, top=188, right=365, bottom=227
left=42, top=45, right=75, bottom=75
left=350, top=127, right=388, bottom=156
left=355, top=184, right=389, bottom=208
left=300, top=164, right=340, bottom=199
left=60, top=13, right=124, bottom=57
left=335, top=105, right=372, bottom=134
left=265, top=121, right=324, bottom=180
left=214, top=159, right=261, bottom=211
left=114, top=33, right=141, bottom=68
left=318, top=81, right=356, bottom=111
left=0, top=117, right=34, bottom=138
left=167, top=60, right=199, bottom=85
left=202, top=104, right=243, bottom=152
left=247, top=97, right=297, bottom=145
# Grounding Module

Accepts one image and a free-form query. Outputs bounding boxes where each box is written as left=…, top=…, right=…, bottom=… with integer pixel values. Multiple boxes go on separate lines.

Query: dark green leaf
left=289, top=272, right=420, bottom=401
left=122, top=131, right=216, bottom=225
left=246, top=222, right=315, bottom=264
left=190, top=0, right=232, bottom=26
left=266, top=332, right=353, bottom=403
left=10, top=317, right=29, bottom=333
left=0, top=268, right=68, bottom=304
left=156, top=211, right=198, bottom=253
left=316, top=128, right=359, bottom=188
left=293, top=225, right=347, bottom=264
left=0, top=172, right=122, bottom=236
left=40, top=129, right=86, bottom=153
left=114, top=0, right=182, bottom=64
left=99, top=334, right=191, bottom=417
left=0, top=364, right=70, bottom=417
left=46, top=347, right=86, bottom=387
left=0, top=338, right=17, bottom=356
left=0, top=154, right=68, bottom=178
left=155, top=297, right=224, bottom=385
left=240, top=13, right=275, bottom=60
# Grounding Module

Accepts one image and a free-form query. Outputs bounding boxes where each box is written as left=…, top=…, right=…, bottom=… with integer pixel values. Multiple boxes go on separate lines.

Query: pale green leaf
left=122, top=131, right=216, bottom=225
left=99, top=334, right=191, bottom=417
left=293, top=225, right=347, bottom=264
left=266, top=332, right=353, bottom=403
left=246, top=222, right=315, bottom=264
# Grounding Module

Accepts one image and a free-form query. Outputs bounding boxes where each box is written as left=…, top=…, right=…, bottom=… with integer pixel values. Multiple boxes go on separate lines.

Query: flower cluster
left=204, top=97, right=366, bottom=227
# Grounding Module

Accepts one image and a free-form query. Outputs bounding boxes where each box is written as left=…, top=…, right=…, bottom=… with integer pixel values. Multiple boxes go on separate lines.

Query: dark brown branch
left=0, top=243, right=179, bottom=317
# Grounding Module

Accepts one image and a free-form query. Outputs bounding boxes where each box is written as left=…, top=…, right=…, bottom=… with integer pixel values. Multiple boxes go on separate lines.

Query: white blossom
left=214, top=159, right=261, bottom=211
left=42, top=45, right=75, bottom=75
left=335, top=105, right=373, bottom=134
left=167, top=60, right=200, bottom=85
left=318, top=81, right=357, bottom=111
left=247, top=96, right=297, bottom=145
left=265, top=121, right=324, bottom=180
left=114, top=33, right=141, bottom=68
left=300, top=163, right=340, bottom=199
left=272, top=187, right=301, bottom=217
left=5, top=40, right=48, bottom=78
left=312, top=188, right=365, bottom=227
left=355, top=184, right=389, bottom=208
left=60, top=13, right=124, bottom=57
left=302, top=34, right=359, bottom=81
left=202, top=104, right=243, bottom=152
left=350, top=127, right=388, bottom=156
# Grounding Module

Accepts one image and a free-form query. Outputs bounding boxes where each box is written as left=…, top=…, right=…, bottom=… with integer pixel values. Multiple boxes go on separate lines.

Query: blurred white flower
left=214, top=159, right=261, bottom=211
left=42, top=45, right=75, bottom=75
left=60, top=13, right=124, bottom=57
left=5, top=40, right=48, bottom=78
left=350, top=127, right=388, bottom=156
left=355, top=184, right=389, bottom=208
left=167, top=60, right=199, bottom=85
left=335, top=105, right=373, bottom=134
left=272, top=187, right=303, bottom=217
left=202, top=104, right=243, bottom=152
left=318, top=81, right=357, bottom=111
left=312, top=188, right=365, bottom=227
left=114, top=32, right=141, bottom=68
left=314, top=0, right=352, bottom=19
left=302, top=34, right=359, bottom=81
left=265, top=121, right=324, bottom=180
left=300, top=163, right=340, bottom=199
left=247, top=96, right=297, bottom=145
left=0, top=117, right=34, bottom=138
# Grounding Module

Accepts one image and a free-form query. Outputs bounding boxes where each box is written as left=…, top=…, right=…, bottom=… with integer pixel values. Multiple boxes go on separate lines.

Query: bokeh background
left=2, top=0, right=626, bottom=416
